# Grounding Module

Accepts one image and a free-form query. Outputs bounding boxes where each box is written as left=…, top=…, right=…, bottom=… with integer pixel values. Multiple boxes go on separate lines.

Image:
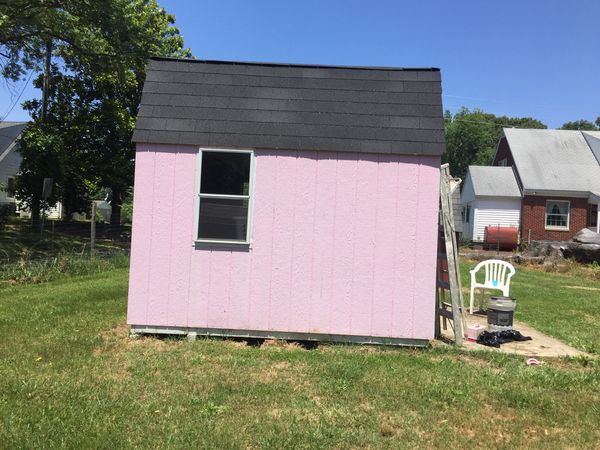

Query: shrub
left=0, top=203, right=16, bottom=230
left=120, top=187, right=134, bottom=224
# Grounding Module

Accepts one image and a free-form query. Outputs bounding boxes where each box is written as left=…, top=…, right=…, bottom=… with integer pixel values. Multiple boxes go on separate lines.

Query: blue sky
left=1, top=0, right=599, bottom=127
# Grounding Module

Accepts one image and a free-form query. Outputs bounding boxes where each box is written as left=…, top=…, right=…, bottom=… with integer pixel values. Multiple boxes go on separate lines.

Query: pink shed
left=127, top=58, right=446, bottom=345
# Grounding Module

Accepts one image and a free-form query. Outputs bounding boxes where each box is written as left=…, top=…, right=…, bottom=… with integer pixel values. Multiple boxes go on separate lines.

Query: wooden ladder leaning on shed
left=436, top=164, right=467, bottom=345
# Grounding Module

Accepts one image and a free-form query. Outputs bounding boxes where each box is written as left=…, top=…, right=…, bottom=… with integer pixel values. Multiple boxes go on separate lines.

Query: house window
left=196, top=149, right=254, bottom=244
left=590, top=204, right=598, bottom=228
left=462, top=204, right=471, bottom=223
left=497, top=158, right=508, bottom=167
left=545, top=200, right=570, bottom=230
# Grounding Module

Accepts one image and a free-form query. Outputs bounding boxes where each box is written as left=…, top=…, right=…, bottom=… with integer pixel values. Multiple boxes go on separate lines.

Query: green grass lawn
left=1, top=266, right=600, bottom=448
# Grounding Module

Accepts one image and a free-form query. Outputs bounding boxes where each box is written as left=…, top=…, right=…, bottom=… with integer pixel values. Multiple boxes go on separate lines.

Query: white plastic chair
left=469, top=259, right=515, bottom=314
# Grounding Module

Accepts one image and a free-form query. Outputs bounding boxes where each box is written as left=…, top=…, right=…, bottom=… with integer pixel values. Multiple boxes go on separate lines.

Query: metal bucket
left=487, top=296, right=516, bottom=331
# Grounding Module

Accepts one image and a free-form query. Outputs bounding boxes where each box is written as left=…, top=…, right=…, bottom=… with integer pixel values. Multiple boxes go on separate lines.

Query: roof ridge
left=0, top=121, right=27, bottom=125
left=148, top=56, right=440, bottom=72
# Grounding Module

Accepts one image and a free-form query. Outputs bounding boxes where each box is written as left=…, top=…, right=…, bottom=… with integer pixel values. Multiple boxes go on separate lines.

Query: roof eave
left=475, top=194, right=522, bottom=199
left=523, top=188, right=595, bottom=199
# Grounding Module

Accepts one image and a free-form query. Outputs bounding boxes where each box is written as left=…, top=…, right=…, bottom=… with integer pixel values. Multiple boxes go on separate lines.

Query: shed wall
left=127, top=144, right=440, bottom=340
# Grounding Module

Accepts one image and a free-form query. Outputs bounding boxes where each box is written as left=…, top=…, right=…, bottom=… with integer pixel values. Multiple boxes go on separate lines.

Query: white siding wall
left=472, top=197, right=521, bottom=242
left=1, top=146, right=63, bottom=219
left=18, top=202, right=64, bottom=220
left=0, top=147, right=22, bottom=203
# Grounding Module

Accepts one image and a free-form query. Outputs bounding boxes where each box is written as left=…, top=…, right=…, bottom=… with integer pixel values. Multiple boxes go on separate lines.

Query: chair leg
left=469, top=284, right=476, bottom=314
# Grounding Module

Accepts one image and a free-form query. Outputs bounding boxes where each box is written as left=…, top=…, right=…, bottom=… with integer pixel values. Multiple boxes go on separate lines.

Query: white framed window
left=194, top=148, right=255, bottom=244
left=545, top=200, right=570, bottom=230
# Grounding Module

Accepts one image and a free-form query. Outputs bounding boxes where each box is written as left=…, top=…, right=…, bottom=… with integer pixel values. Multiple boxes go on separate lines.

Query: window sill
left=544, top=226, right=569, bottom=231
left=194, top=239, right=251, bottom=247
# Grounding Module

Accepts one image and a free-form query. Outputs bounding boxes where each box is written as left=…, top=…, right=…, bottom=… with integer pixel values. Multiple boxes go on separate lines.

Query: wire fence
left=0, top=212, right=131, bottom=265
left=0, top=210, right=131, bottom=284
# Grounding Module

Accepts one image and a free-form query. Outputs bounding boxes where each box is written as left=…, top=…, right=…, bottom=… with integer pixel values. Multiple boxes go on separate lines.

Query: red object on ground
left=484, top=226, right=519, bottom=250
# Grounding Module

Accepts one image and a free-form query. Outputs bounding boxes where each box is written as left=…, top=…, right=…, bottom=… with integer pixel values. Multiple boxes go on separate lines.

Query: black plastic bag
left=477, top=329, right=532, bottom=347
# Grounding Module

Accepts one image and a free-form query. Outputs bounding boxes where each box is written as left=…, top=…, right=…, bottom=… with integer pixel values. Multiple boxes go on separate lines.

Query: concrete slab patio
left=440, top=312, right=586, bottom=358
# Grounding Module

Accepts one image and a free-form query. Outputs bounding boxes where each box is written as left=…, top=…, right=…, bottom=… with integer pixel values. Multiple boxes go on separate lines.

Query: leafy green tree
left=560, top=119, right=599, bottom=131
left=443, top=108, right=546, bottom=180
left=2, top=0, right=190, bottom=224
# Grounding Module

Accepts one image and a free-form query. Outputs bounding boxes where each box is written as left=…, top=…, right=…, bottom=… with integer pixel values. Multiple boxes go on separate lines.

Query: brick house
left=492, top=128, right=600, bottom=242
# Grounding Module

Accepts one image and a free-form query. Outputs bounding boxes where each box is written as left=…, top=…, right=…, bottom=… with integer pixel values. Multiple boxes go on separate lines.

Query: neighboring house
left=492, top=128, right=600, bottom=241
left=127, top=57, right=445, bottom=345
left=461, top=166, right=521, bottom=242
left=0, top=121, right=27, bottom=206
left=0, top=121, right=64, bottom=219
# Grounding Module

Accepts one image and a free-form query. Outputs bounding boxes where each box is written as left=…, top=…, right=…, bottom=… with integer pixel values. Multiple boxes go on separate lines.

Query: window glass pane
left=547, top=201, right=568, bottom=215
left=198, top=197, right=249, bottom=241
left=200, top=152, right=250, bottom=195
left=546, top=201, right=569, bottom=227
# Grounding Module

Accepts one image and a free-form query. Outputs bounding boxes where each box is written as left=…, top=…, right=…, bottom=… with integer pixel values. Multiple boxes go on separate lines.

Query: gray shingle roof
left=583, top=131, right=600, bottom=166
left=133, top=58, right=445, bottom=156
left=503, top=128, right=600, bottom=195
left=467, top=166, right=521, bottom=198
left=0, top=122, right=27, bottom=163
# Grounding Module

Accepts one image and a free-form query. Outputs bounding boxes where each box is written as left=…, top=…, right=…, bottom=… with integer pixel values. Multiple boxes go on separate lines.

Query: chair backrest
left=471, top=259, right=515, bottom=288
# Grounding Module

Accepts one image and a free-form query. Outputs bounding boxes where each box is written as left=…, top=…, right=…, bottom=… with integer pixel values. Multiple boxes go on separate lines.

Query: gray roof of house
left=133, top=58, right=445, bottom=156
left=0, top=121, right=27, bottom=164
left=467, top=165, right=521, bottom=198
left=503, top=128, right=600, bottom=195
left=583, top=131, right=600, bottom=166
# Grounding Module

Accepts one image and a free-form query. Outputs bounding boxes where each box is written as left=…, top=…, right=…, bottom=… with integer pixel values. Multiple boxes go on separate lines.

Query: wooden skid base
left=129, top=325, right=430, bottom=347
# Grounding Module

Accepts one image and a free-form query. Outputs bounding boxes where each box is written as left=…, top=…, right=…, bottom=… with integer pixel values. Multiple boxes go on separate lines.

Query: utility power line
left=0, top=70, right=35, bottom=122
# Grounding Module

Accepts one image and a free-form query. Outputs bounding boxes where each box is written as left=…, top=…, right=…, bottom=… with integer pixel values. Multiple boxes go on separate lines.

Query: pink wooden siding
left=127, top=144, right=441, bottom=340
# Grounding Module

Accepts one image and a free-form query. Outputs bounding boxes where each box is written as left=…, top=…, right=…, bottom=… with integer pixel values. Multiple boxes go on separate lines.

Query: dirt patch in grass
left=257, top=361, right=293, bottom=383
left=254, top=360, right=313, bottom=393
left=94, top=321, right=175, bottom=357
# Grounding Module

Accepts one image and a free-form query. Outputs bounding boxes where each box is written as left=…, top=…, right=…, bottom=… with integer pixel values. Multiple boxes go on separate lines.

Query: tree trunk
left=30, top=196, right=41, bottom=230
left=110, top=188, right=122, bottom=227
